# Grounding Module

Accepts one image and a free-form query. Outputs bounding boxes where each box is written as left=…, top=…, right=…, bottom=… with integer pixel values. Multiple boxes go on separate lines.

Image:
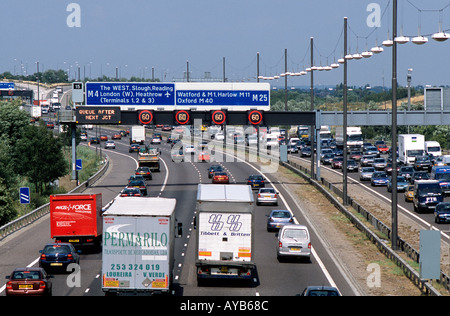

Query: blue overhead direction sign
left=85, top=82, right=175, bottom=107
left=175, top=82, right=270, bottom=111
left=84, top=82, right=271, bottom=111
left=0, top=82, right=15, bottom=90
left=19, top=187, right=30, bottom=204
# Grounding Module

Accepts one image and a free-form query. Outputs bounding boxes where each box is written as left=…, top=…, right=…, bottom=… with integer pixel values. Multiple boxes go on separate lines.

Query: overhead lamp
left=305, top=67, right=312, bottom=72
left=345, top=54, right=354, bottom=60
left=352, top=53, right=363, bottom=60
left=412, top=35, right=428, bottom=45
left=273, top=75, right=280, bottom=79
left=311, top=66, right=319, bottom=71
left=324, top=65, right=332, bottom=71
left=338, top=58, right=345, bottom=64
left=371, top=46, right=384, bottom=54
left=300, top=71, right=307, bottom=75
left=432, top=32, right=450, bottom=42
left=394, top=35, right=410, bottom=44
left=330, top=63, right=339, bottom=69
left=361, top=51, right=373, bottom=58
left=382, top=39, right=394, bottom=47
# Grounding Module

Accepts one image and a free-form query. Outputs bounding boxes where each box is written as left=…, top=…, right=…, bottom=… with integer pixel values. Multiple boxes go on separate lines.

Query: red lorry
left=50, top=194, right=102, bottom=250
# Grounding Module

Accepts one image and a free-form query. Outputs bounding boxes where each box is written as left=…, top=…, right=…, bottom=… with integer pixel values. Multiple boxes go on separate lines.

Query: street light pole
left=310, top=37, right=315, bottom=180
left=391, top=0, right=399, bottom=251
left=343, top=17, right=348, bottom=205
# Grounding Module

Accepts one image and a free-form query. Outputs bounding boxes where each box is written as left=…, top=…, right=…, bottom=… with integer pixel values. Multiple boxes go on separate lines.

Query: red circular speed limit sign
left=175, top=110, right=190, bottom=125
left=138, top=110, right=154, bottom=125
left=211, top=110, right=227, bottom=125
left=248, top=110, right=263, bottom=125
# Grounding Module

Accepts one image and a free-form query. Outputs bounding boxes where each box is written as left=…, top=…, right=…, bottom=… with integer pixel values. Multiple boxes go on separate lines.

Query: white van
left=425, top=141, right=442, bottom=158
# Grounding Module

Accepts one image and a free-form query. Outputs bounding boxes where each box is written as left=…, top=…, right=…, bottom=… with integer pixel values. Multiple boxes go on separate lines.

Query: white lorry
left=130, top=125, right=146, bottom=144
left=398, top=134, right=425, bottom=165
left=195, top=184, right=255, bottom=284
left=335, top=126, right=363, bottom=150
left=101, top=197, right=181, bottom=295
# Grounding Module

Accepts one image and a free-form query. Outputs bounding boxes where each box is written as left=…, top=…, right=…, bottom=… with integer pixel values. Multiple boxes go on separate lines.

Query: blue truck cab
left=413, top=180, right=444, bottom=214
left=430, top=166, right=450, bottom=195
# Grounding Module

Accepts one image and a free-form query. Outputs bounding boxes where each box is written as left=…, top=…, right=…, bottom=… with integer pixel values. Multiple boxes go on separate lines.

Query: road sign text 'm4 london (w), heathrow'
left=85, top=82, right=270, bottom=111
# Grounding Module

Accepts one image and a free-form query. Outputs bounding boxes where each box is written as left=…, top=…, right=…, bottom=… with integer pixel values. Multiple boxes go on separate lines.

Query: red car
left=5, top=268, right=53, bottom=296
left=112, top=133, right=122, bottom=140
left=332, top=157, right=344, bottom=169
left=198, top=151, right=211, bottom=163
left=212, top=172, right=229, bottom=184
left=377, top=144, right=389, bottom=153
left=100, top=135, right=108, bottom=141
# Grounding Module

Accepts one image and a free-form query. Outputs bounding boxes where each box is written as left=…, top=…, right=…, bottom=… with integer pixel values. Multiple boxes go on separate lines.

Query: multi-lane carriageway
left=0, top=126, right=365, bottom=297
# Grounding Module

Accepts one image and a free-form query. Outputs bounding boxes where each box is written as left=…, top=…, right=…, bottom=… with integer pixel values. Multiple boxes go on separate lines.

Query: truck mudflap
left=196, top=261, right=255, bottom=280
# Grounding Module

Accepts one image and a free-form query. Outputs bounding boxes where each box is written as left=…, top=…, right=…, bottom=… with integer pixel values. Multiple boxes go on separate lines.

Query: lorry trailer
left=195, top=184, right=255, bottom=284
left=101, top=197, right=180, bottom=295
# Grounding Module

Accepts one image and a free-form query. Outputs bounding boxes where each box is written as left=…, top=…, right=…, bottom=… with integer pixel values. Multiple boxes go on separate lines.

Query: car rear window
left=283, top=229, right=308, bottom=240
left=43, top=245, right=71, bottom=254
left=272, top=211, right=290, bottom=218
left=12, top=271, right=41, bottom=280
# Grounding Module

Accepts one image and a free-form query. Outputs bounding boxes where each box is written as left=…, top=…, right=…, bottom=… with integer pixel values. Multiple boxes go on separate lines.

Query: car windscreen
left=12, top=271, right=42, bottom=280
left=271, top=211, right=290, bottom=218
left=435, top=173, right=450, bottom=181
left=418, top=184, right=442, bottom=196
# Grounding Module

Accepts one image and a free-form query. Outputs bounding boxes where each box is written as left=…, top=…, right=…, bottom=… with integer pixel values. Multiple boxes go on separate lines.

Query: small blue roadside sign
left=76, top=159, right=82, bottom=171
left=19, top=187, right=30, bottom=204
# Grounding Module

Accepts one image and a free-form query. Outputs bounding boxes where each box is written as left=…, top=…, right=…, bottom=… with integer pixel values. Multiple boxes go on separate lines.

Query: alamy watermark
left=66, top=3, right=81, bottom=28
left=367, top=3, right=381, bottom=28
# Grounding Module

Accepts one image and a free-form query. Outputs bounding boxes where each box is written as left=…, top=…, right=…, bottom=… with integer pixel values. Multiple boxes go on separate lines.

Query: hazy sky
left=2, top=0, right=450, bottom=87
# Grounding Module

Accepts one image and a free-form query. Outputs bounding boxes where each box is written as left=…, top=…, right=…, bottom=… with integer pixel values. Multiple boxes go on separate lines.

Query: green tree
left=14, top=125, right=67, bottom=194
left=0, top=180, right=16, bottom=226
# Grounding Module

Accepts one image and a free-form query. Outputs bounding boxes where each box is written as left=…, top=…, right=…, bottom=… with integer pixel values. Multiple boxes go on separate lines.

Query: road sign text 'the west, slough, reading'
left=85, top=82, right=270, bottom=111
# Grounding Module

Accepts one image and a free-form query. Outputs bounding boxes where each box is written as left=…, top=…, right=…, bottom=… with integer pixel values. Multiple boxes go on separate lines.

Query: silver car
left=276, top=224, right=311, bottom=262
left=266, top=210, right=293, bottom=232
left=359, top=167, right=375, bottom=181
left=105, top=140, right=115, bottom=149
left=257, top=188, right=278, bottom=206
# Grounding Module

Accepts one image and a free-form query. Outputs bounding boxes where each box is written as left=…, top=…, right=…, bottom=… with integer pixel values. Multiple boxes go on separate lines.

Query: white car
left=151, top=137, right=161, bottom=144
left=105, top=140, right=116, bottom=149
left=184, top=145, right=195, bottom=155
left=215, top=132, right=224, bottom=141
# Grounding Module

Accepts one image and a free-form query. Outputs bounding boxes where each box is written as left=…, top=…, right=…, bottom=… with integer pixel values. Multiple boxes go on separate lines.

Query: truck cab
left=413, top=180, right=443, bottom=213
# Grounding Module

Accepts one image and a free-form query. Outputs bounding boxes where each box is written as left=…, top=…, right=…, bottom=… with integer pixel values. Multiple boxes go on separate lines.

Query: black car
left=89, top=137, right=100, bottom=144
left=39, top=243, right=80, bottom=272
left=399, top=166, right=415, bottom=181
left=129, top=144, right=140, bottom=153
left=208, top=165, right=223, bottom=178
left=135, top=167, right=152, bottom=180
left=127, top=179, right=148, bottom=196
left=414, top=156, right=432, bottom=172
left=435, top=202, right=450, bottom=224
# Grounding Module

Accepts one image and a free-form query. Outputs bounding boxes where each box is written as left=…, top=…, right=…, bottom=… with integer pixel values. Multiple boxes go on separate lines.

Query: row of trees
left=0, top=100, right=67, bottom=226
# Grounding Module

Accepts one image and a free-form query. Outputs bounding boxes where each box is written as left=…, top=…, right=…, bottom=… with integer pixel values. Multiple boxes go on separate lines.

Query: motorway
left=288, top=154, right=450, bottom=245
left=0, top=125, right=362, bottom=296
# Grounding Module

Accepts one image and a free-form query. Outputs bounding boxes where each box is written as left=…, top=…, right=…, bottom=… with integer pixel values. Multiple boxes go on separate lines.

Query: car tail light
left=134, top=194, right=140, bottom=196
left=39, top=281, right=46, bottom=289
left=308, top=242, right=311, bottom=249
left=278, top=241, right=283, bottom=248
left=40, top=254, right=46, bottom=260
left=6, top=281, right=12, bottom=290
left=120, top=194, right=127, bottom=197
left=274, top=194, right=278, bottom=198
left=289, top=218, right=294, bottom=223
left=257, top=194, right=261, bottom=198
left=67, top=254, right=73, bottom=260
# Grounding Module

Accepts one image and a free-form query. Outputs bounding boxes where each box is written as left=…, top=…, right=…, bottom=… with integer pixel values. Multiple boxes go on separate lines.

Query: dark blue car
left=371, top=171, right=390, bottom=186
left=247, top=174, right=265, bottom=189
left=39, top=243, right=80, bottom=272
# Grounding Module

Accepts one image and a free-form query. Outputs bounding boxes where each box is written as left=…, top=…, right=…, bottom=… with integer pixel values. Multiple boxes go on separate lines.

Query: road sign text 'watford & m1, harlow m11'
left=85, top=82, right=270, bottom=111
